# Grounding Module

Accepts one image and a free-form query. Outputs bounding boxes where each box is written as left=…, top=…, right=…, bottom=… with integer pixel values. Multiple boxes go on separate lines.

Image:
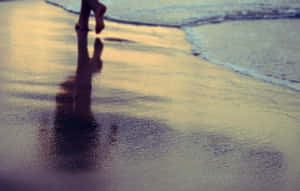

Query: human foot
left=94, top=5, right=106, bottom=34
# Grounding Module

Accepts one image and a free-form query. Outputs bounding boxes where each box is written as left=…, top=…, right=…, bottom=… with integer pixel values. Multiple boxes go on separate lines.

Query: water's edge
left=44, top=0, right=300, bottom=92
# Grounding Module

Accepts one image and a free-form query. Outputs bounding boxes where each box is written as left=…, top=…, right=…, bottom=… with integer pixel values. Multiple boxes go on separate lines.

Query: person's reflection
left=53, top=30, right=117, bottom=172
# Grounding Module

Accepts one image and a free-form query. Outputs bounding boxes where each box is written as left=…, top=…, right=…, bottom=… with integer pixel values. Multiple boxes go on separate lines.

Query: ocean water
left=184, top=19, right=300, bottom=90
left=45, top=0, right=300, bottom=90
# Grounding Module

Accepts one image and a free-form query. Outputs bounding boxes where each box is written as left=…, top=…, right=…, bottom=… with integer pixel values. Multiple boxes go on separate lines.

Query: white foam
left=183, top=25, right=300, bottom=92
left=45, top=0, right=300, bottom=91
left=45, top=0, right=300, bottom=26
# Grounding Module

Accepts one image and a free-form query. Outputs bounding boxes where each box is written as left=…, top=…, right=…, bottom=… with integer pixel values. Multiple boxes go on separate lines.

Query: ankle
left=95, top=4, right=106, bottom=16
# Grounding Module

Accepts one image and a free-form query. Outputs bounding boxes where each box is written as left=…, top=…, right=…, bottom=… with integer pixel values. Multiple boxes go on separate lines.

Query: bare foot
left=95, top=5, right=106, bottom=34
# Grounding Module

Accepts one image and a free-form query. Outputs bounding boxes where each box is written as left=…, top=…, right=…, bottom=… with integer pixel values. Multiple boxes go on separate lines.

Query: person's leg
left=76, top=0, right=91, bottom=30
left=85, top=0, right=106, bottom=34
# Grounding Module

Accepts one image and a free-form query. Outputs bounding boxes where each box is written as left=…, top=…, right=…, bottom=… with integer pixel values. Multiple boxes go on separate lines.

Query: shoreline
left=45, top=0, right=300, bottom=92
left=45, top=0, right=300, bottom=28
left=0, top=0, right=300, bottom=190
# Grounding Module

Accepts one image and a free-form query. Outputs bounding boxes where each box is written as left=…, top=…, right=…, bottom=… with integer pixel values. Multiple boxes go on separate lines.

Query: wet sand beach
left=0, top=0, right=300, bottom=190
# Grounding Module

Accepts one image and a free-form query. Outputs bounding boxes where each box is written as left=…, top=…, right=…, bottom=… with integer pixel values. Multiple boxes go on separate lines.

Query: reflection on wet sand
left=53, top=30, right=118, bottom=172
left=35, top=30, right=286, bottom=190
left=29, top=22, right=286, bottom=191
left=0, top=1, right=299, bottom=190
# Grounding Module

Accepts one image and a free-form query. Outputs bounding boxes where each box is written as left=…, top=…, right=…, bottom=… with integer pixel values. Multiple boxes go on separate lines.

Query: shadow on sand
left=53, top=30, right=118, bottom=172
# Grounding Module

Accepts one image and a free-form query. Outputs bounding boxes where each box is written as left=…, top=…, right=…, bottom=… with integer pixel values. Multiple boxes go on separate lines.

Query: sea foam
left=45, top=0, right=300, bottom=91
left=184, top=20, right=300, bottom=91
left=46, top=0, right=300, bottom=26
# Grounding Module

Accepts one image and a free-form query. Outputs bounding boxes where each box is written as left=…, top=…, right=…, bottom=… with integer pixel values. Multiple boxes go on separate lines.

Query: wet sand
left=0, top=0, right=300, bottom=190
